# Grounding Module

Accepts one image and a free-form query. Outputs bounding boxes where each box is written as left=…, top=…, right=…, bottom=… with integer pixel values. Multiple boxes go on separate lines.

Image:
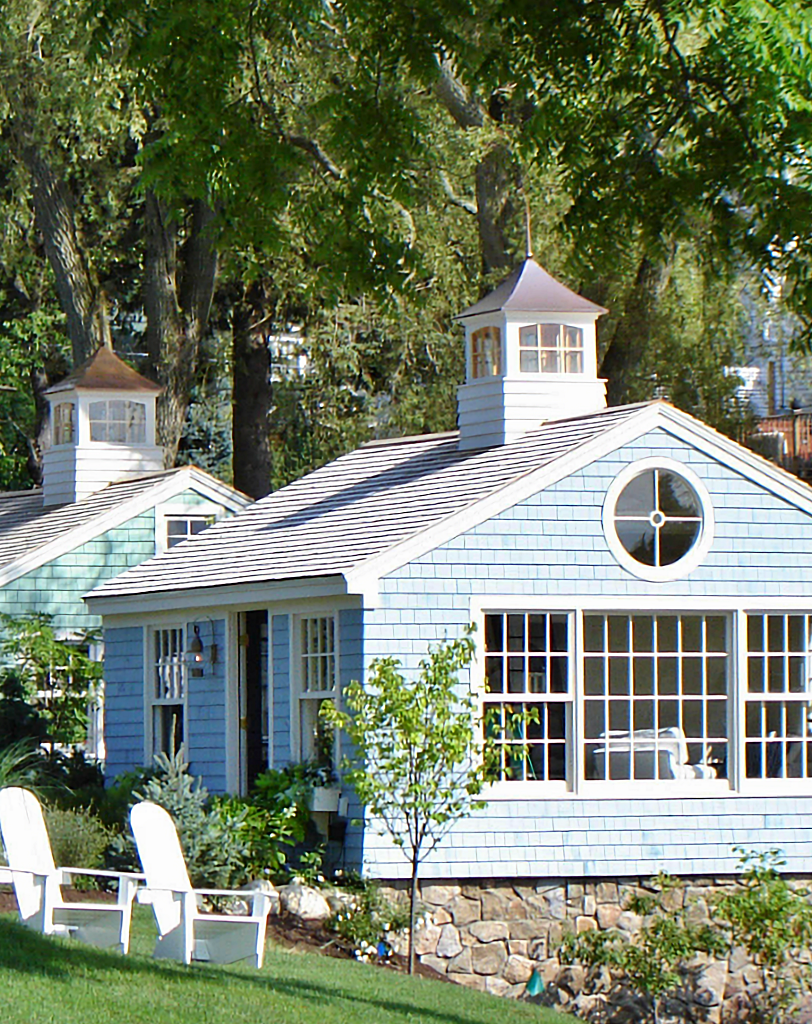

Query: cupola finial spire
left=524, top=192, right=533, bottom=260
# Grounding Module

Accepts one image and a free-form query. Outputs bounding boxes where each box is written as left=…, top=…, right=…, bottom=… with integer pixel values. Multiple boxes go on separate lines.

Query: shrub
left=560, top=874, right=725, bottom=1024
left=714, top=848, right=812, bottom=1022
left=329, top=880, right=410, bottom=962
left=107, top=750, right=298, bottom=887
left=45, top=805, right=111, bottom=871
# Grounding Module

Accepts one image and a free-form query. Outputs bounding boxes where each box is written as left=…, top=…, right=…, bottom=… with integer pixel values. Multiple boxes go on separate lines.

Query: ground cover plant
left=0, top=907, right=571, bottom=1024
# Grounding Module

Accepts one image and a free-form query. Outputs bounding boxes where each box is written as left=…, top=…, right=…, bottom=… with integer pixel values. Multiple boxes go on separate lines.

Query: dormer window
left=53, top=403, right=75, bottom=446
left=471, top=326, right=502, bottom=378
left=89, top=400, right=147, bottom=444
left=519, top=324, right=584, bottom=374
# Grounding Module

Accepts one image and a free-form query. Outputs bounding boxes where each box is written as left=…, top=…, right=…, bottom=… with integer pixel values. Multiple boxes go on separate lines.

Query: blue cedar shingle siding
left=358, top=427, right=812, bottom=879
left=0, top=512, right=156, bottom=634
left=271, top=614, right=291, bottom=768
left=103, top=626, right=145, bottom=780
left=337, top=607, right=366, bottom=869
left=187, top=618, right=227, bottom=793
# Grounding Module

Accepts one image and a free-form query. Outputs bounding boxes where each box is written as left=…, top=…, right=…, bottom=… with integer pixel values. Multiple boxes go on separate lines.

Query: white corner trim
left=0, top=467, right=249, bottom=590
left=601, top=456, right=715, bottom=583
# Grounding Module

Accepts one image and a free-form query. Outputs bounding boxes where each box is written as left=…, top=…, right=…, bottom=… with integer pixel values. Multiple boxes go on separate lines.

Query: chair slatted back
left=0, top=787, right=58, bottom=921
left=130, top=801, right=192, bottom=935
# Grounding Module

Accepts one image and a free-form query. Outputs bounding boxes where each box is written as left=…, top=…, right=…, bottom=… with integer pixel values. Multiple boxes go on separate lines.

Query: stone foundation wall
left=381, top=876, right=810, bottom=1021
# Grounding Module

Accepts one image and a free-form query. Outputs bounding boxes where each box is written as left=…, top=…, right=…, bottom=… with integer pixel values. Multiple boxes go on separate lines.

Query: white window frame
left=146, top=625, right=187, bottom=760
left=471, top=326, right=502, bottom=379
left=602, top=457, right=715, bottom=583
left=292, top=613, right=340, bottom=771
left=472, top=596, right=812, bottom=799
left=88, top=398, right=147, bottom=445
left=519, top=323, right=584, bottom=374
left=52, top=402, right=76, bottom=446
left=154, top=502, right=224, bottom=554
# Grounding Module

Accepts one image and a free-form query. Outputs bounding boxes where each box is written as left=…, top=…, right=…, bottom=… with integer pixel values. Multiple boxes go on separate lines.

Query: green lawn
left=0, top=908, right=573, bottom=1024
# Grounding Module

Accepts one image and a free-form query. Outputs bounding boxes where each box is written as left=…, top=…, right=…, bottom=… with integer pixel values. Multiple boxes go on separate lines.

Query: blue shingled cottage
left=0, top=346, right=248, bottom=755
left=88, top=260, right=812, bottom=906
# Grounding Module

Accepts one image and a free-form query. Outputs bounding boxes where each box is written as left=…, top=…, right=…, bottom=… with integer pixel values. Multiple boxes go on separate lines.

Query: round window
left=602, top=459, right=714, bottom=582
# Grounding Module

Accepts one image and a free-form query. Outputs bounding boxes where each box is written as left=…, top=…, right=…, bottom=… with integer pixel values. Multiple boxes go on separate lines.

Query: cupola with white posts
left=42, top=346, right=164, bottom=506
left=455, top=257, right=608, bottom=450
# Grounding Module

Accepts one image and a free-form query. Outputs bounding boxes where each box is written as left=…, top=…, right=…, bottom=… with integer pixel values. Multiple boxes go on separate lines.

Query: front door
left=238, top=610, right=268, bottom=792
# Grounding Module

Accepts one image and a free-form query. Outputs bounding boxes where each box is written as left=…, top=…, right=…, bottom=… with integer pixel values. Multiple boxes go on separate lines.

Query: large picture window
left=481, top=606, right=812, bottom=793
left=151, top=627, right=185, bottom=757
left=584, top=614, right=726, bottom=781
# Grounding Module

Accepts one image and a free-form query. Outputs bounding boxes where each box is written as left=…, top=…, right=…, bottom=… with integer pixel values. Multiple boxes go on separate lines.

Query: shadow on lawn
left=0, top=919, right=494, bottom=1024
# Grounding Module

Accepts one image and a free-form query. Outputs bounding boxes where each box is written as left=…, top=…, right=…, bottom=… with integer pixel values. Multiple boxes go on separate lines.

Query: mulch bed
left=0, top=886, right=447, bottom=981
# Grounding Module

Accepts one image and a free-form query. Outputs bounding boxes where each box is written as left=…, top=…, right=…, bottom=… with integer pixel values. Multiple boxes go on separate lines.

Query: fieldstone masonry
left=379, top=876, right=812, bottom=1022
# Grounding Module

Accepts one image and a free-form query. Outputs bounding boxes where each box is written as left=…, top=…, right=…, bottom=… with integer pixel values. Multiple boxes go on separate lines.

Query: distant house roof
left=456, top=258, right=608, bottom=319
left=0, top=467, right=250, bottom=588
left=45, top=346, right=162, bottom=395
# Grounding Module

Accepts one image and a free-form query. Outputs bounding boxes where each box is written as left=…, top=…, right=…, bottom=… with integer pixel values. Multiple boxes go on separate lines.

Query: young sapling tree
left=322, top=630, right=493, bottom=973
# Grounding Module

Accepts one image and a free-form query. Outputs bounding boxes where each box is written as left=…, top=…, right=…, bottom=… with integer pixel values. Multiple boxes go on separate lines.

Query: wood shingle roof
left=88, top=403, right=651, bottom=601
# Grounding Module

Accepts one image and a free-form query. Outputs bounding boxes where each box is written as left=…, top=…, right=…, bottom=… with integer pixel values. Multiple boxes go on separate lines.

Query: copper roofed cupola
left=455, top=258, right=608, bottom=450
left=42, top=346, right=164, bottom=506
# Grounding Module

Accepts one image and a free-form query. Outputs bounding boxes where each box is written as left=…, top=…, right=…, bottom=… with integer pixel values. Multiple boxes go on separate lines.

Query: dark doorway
left=240, top=610, right=268, bottom=791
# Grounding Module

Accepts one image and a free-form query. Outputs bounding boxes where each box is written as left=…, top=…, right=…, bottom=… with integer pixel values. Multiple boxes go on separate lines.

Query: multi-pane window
left=89, top=400, right=146, bottom=444
left=166, top=516, right=212, bottom=548
left=746, top=614, right=812, bottom=779
left=471, top=327, right=502, bottom=378
left=299, top=616, right=337, bottom=768
left=483, top=613, right=571, bottom=782
left=481, top=608, right=812, bottom=791
left=612, top=469, right=703, bottom=569
left=152, top=628, right=185, bottom=757
left=519, top=324, right=583, bottom=374
left=53, top=403, right=75, bottom=445
left=584, top=614, right=727, bottom=781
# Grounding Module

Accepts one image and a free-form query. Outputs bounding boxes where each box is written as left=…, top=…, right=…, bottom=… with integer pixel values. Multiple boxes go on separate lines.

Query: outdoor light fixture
left=188, top=624, right=204, bottom=677
left=186, top=622, right=218, bottom=676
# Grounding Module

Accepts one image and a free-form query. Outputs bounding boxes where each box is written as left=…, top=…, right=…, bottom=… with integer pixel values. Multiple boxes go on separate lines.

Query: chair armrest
left=60, top=867, right=145, bottom=881
left=193, top=888, right=271, bottom=915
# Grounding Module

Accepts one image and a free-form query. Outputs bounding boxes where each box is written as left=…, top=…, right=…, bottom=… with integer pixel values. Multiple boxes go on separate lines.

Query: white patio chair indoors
left=130, top=800, right=271, bottom=968
left=0, top=786, right=141, bottom=953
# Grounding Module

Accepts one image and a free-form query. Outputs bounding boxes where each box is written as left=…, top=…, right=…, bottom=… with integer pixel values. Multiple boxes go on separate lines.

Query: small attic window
left=471, top=326, right=502, bottom=378
left=603, top=458, right=715, bottom=582
left=520, top=324, right=583, bottom=373
left=53, top=403, right=75, bottom=446
left=89, top=400, right=147, bottom=444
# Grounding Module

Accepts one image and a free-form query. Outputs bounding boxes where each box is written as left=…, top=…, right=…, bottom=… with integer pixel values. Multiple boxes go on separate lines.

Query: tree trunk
left=16, top=140, right=111, bottom=365
left=600, top=257, right=665, bottom=407
left=232, top=283, right=272, bottom=498
left=144, top=192, right=219, bottom=465
left=408, top=851, right=420, bottom=975
left=433, top=62, right=520, bottom=278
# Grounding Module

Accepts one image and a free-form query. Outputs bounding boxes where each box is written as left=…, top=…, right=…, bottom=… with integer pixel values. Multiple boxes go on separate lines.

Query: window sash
left=89, top=400, right=147, bottom=444
left=150, top=627, right=186, bottom=757
left=297, top=615, right=339, bottom=768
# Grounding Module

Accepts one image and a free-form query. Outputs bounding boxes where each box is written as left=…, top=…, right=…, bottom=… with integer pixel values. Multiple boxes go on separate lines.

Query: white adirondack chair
left=130, top=800, right=270, bottom=967
left=0, top=786, right=141, bottom=953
